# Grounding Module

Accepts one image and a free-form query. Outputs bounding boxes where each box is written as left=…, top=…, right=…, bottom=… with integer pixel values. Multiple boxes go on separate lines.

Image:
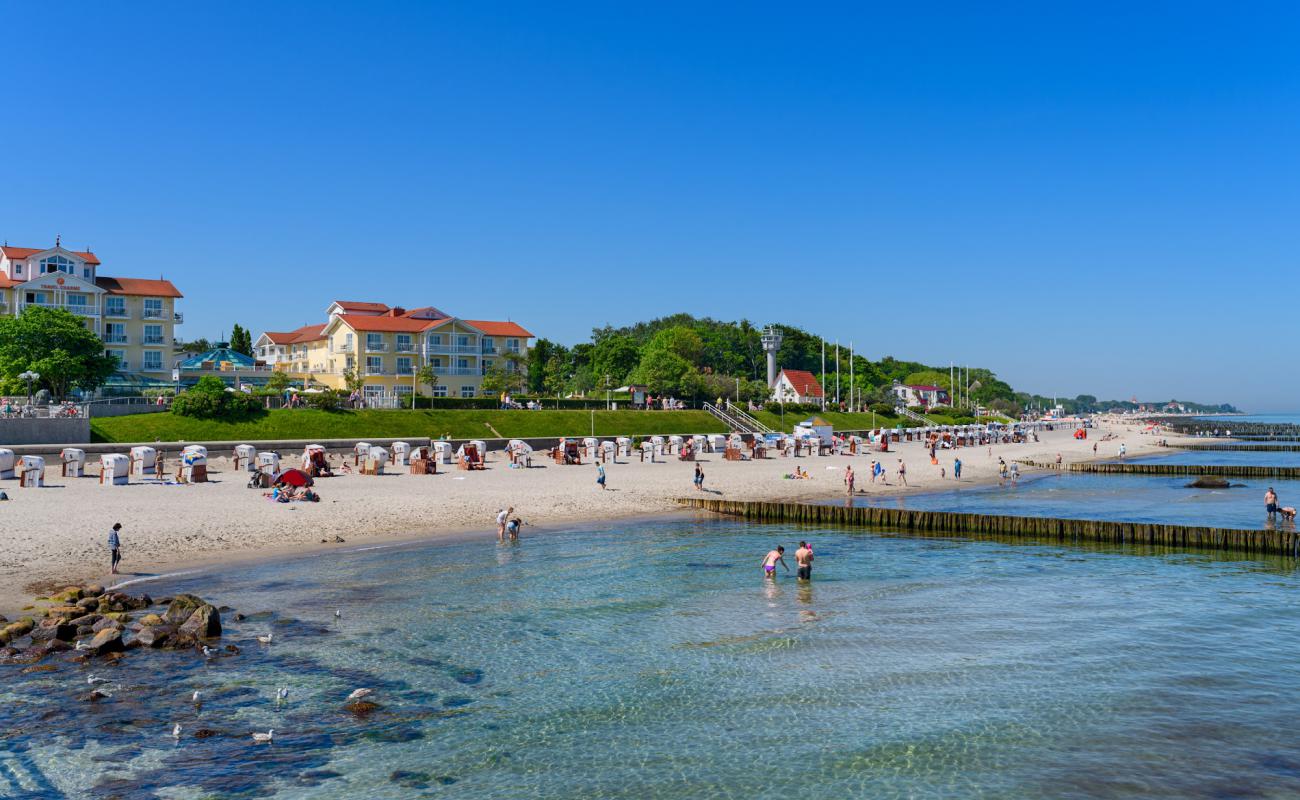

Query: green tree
left=177, top=337, right=213, bottom=354
left=415, top=363, right=439, bottom=403
left=265, top=370, right=293, bottom=393
left=0, top=307, right=116, bottom=398
left=526, top=338, right=555, bottom=394
left=629, top=349, right=695, bottom=397
left=229, top=324, right=252, bottom=356
left=341, top=364, right=364, bottom=395
left=590, top=335, right=641, bottom=385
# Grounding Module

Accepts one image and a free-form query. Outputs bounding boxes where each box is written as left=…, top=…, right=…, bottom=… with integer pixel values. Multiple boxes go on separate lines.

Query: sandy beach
left=0, top=419, right=1182, bottom=614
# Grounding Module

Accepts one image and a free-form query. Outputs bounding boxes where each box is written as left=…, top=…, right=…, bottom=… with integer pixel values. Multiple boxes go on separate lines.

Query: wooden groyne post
left=1016, top=461, right=1300, bottom=478
left=676, top=498, right=1300, bottom=558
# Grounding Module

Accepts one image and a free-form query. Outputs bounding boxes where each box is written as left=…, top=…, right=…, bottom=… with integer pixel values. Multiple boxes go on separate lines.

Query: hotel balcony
left=426, top=344, right=480, bottom=355
left=335, top=343, right=354, bottom=353
left=141, top=363, right=166, bottom=372
left=394, top=343, right=415, bottom=353
left=25, top=301, right=98, bottom=316
left=482, top=345, right=498, bottom=355
left=174, top=311, right=184, bottom=323
left=104, top=307, right=129, bottom=318
left=103, top=334, right=129, bottom=344
left=142, top=309, right=168, bottom=320
left=143, top=335, right=167, bottom=345
left=432, top=367, right=479, bottom=376
left=396, top=366, right=415, bottom=376
left=364, top=367, right=390, bottom=376
left=365, top=342, right=388, bottom=353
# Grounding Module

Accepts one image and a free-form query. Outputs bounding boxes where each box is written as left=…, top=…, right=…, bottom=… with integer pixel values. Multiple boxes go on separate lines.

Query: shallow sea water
left=7, top=518, right=1300, bottom=799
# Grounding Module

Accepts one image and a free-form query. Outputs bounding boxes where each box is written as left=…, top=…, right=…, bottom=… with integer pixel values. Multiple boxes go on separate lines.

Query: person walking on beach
left=693, top=463, right=704, bottom=492
left=496, top=507, right=513, bottom=540
left=845, top=466, right=855, bottom=494
left=1266, top=487, right=1279, bottom=520
left=596, top=463, right=606, bottom=490
left=1118, top=442, right=1127, bottom=459
left=1055, top=453, right=1063, bottom=469
left=761, top=546, right=789, bottom=578
left=1093, top=442, right=1098, bottom=457
left=869, top=460, right=878, bottom=484
left=108, top=522, right=122, bottom=575
left=897, top=459, right=908, bottom=486
left=795, top=541, right=814, bottom=580
left=953, top=458, right=962, bottom=480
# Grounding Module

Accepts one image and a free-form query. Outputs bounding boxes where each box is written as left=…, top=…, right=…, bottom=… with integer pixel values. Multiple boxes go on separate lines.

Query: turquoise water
left=8, top=519, right=1300, bottom=798
left=1196, top=413, right=1300, bottom=426
left=850, top=473, right=1296, bottom=529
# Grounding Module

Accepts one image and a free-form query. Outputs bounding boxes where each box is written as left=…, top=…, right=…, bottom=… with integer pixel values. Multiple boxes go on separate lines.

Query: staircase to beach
left=704, top=402, right=775, bottom=435
left=895, top=406, right=939, bottom=426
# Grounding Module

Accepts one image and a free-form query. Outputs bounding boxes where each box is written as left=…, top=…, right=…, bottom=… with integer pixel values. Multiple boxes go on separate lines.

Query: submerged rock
left=134, top=625, right=173, bottom=649
left=1187, top=476, right=1232, bottom=488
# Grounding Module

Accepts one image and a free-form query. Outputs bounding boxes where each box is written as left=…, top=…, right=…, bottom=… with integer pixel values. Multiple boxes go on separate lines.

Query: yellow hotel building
left=0, top=241, right=182, bottom=377
left=256, top=301, right=532, bottom=403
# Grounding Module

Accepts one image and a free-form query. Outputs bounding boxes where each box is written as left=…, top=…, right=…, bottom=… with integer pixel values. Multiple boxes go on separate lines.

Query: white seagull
left=277, top=687, right=289, bottom=703
left=192, top=690, right=202, bottom=704
left=201, top=646, right=217, bottom=659
left=251, top=729, right=274, bottom=743
left=74, top=639, right=90, bottom=651
left=257, top=633, right=273, bottom=644
left=346, top=688, right=373, bottom=702
left=87, top=675, right=110, bottom=685
left=334, top=609, right=341, bottom=619
left=172, top=723, right=182, bottom=739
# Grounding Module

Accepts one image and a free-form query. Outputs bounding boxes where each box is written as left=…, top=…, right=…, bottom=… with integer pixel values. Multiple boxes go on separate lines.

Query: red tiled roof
left=334, top=314, right=432, bottom=333
left=462, top=320, right=534, bottom=338
left=95, top=276, right=183, bottom=298
left=333, top=300, right=390, bottom=313
left=779, top=369, right=823, bottom=398
left=1, top=246, right=101, bottom=265
left=264, top=324, right=326, bottom=345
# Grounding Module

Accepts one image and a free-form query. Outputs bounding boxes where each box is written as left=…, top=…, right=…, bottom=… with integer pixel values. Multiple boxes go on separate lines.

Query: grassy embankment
left=90, top=407, right=998, bottom=444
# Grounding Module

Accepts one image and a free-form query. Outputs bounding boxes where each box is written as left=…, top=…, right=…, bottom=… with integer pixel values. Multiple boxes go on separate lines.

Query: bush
left=303, top=389, right=342, bottom=411
left=869, top=403, right=895, bottom=416
left=171, top=376, right=263, bottom=420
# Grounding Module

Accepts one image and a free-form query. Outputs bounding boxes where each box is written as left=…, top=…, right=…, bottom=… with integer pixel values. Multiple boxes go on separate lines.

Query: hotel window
left=432, top=385, right=447, bottom=397
left=393, top=385, right=412, bottom=398
left=104, top=297, right=125, bottom=316
left=366, top=356, right=383, bottom=374
left=482, top=337, right=495, bottom=353
left=13, top=264, right=21, bottom=276
left=344, top=332, right=353, bottom=351
left=142, top=351, right=163, bottom=371
left=457, top=358, right=470, bottom=372
left=104, top=323, right=126, bottom=344
left=456, top=335, right=470, bottom=349
left=428, top=334, right=442, bottom=347
left=67, top=294, right=88, bottom=310
left=144, top=324, right=164, bottom=344
left=507, top=338, right=521, bottom=353
left=143, top=298, right=163, bottom=319
left=345, top=355, right=355, bottom=369
left=25, top=291, right=48, bottom=305
left=366, top=333, right=384, bottom=351
left=83, top=267, right=92, bottom=279
left=40, top=255, right=75, bottom=274
left=107, top=350, right=126, bottom=370
left=460, top=385, right=475, bottom=398
left=395, top=334, right=412, bottom=352
left=482, top=359, right=493, bottom=374
left=396, top=357, right=412, bottom=375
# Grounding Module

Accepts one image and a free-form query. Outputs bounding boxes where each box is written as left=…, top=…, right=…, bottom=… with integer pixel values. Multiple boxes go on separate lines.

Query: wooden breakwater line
left=1166, top=443, right=1300, bottom=452
left=1017, top=461, right=1300, bottom=478
left=676, top=498, right=1300, bottom=558
left=1160, top=419, right=1300, bottom=438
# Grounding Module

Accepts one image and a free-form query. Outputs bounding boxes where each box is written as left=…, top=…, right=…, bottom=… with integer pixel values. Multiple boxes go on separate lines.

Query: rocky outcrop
left=135, top=625, right=174, bottom=649
left=87, top=628, right=125, bottom=656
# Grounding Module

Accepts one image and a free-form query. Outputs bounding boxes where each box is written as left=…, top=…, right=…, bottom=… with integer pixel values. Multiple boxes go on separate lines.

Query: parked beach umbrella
left=271, top=468, right=314, bottom=487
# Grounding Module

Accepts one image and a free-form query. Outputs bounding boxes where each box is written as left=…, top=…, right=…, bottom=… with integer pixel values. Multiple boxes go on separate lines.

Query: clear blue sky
left=3, top=2, right=1297, bottom=410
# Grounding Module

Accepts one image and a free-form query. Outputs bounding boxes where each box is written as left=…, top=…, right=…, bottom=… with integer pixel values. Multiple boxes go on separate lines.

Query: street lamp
left=18, top=370, right=39, bottom=405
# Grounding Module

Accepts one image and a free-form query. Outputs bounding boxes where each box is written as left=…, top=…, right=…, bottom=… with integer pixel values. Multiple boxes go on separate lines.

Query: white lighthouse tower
left=760, top=325, right=783, bottom=387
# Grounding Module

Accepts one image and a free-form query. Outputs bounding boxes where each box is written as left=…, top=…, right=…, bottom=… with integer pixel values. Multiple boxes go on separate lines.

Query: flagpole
left=835, top=340, right=840, bottom=407
left=820, top=339, right=826, bottom=411
left=849, top=341, right=854, bottom=412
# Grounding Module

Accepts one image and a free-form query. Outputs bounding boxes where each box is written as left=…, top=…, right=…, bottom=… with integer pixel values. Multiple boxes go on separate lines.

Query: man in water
left=760, top=546, right=789, bottom=578
left=795, top=541, right=814, bottom=580
left=506, top=516, right=523, bottom=539
left=108, top=522, right=122, bottom=575
left=1266, top=487, right=1279, bottom=520
left=496, top=507, right=513, bottom=540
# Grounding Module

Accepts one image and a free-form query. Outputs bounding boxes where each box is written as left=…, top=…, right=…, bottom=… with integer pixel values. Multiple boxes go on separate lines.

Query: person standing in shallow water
left=1266, top=487, right=1279, bottom=520
left=108, top=522, right=122, bottom=575
left=760, top=546, right=788, bottom=578
left=795, top=541, right=814, bottom=580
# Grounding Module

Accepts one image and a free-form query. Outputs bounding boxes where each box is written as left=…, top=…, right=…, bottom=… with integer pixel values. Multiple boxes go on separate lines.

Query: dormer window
left=40, top=255, right=76, bottom=274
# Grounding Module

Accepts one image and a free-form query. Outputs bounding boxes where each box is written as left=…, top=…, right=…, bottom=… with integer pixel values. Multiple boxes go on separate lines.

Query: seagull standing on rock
left=346, top=688, right=373, bottom=702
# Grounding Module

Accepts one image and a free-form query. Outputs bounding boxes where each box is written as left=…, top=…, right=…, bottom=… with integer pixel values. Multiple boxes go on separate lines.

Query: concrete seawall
left=0, top=418, right=91, bottom=446
left=677, top=497, right=1300, bottom=558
